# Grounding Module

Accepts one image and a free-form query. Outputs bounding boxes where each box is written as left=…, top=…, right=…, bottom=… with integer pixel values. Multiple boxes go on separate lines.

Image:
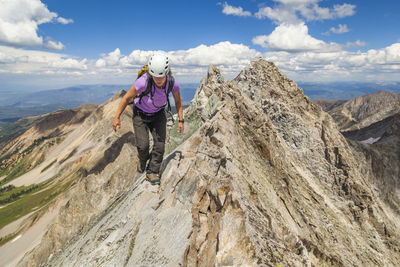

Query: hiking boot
left=146, top=172, right=161, bottom=185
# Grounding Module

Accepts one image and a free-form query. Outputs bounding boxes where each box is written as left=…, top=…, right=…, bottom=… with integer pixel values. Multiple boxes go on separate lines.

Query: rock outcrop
left=8, top=58, right=400, bottom=266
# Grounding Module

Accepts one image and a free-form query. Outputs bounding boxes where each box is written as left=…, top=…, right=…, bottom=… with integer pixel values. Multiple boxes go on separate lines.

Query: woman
left=112, top=52, right=184, bottom=185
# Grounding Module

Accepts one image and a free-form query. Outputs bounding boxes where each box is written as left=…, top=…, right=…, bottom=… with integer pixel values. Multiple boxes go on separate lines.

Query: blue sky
left=0, top=0, right=400, bottom=92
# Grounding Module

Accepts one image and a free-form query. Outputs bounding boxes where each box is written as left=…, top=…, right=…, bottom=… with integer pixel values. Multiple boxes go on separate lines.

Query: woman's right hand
left=112, top=117, right=121, bottom=132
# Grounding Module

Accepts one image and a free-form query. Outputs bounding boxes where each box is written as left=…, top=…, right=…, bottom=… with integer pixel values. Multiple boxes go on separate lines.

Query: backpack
left=134, top=64, right=175, bottom=120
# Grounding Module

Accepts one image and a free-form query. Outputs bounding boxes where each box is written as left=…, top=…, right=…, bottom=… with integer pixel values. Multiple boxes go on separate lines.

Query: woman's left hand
left=178, top=122, right=184, bottom=135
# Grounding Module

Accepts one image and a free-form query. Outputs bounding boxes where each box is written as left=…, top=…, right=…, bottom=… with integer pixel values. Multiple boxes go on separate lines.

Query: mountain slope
left=13, top=59, right=400, bottom=266
left=316, top=91, right=400, bottom=214
left=313, top=99, right=346, bottom=113
left=343, top=113, right=400, bottom=214
left=326, top=91, right=400, bottom=131
left=0, top=96, right=136, bottom=266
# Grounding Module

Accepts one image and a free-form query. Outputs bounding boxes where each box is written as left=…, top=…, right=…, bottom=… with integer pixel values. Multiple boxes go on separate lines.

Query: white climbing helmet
left=148, top=52, right=170, bottom=77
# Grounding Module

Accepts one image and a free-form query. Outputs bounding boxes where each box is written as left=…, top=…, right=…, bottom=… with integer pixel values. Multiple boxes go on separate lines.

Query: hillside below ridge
left=315, top=91, right=400, bottom=215
left=11, top=58, right=400, bottom=266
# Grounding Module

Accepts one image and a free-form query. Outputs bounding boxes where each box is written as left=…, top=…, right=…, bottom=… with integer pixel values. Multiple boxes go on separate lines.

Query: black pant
left=132, top=107, right=166, bottom=174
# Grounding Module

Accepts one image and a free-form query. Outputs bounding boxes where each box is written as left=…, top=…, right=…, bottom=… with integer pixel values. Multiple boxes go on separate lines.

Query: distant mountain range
left=0, top=84, right=198, bottom=126
left=0, top=81, right=399, bottom=128
left=299, top=81, right=400, bottom=101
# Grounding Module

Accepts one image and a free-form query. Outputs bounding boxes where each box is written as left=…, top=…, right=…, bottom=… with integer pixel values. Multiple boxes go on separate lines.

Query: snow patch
left=361, top=137, right=381, bottom=144
left=11, top=235, right=22, bottom=243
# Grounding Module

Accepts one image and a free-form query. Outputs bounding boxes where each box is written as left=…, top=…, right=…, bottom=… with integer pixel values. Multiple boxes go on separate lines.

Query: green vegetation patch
left=0, top=184, right=39, bottom=205
left=0, top=173, right=80, bottom=230
left=0, top=157, right=30, bottom=187
left=0, top=115, right=45, bottom=149
left=41, top=159, right=57, bottom=173
left=125, top=225, right=140, bottom=266
left=35, top=153, right=46, bottom=167
left=0, top=135, right=56, bottom=185
left=0, top=232, right=20, bottom=247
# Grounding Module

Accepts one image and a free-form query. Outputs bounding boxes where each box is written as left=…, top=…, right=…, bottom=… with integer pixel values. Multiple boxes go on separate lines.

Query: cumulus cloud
left=170, top=41, right=261, bottom=66
left=0, top=45, right=87, bottom=75
left=333, top=3, right=356, bottom=18
left=57, top=17, right=74, bottom=24
left=255, top=6, right=300, bottom=24
left=255, top=0, right=356, bottom=24
left=0, top=0, right=73, bottom=47
left=346, top=40, right=366, bottom=48
left=2, top=40, right=400, bottom=85
left=43, top=37, right=65, bottom=50
left=92, top=42, right=261, bottom=82
left=253, top=2, right=356, bottom=55
left=95, top=42, right=261, bottom=73
left=253, top=23, right=341, bottom=52
left=220, top=2, right=252, bottom=17
left=50, top=58, right=87, bottom=70
left=274, top=0, right=319, bottom=4
left=96, top=48, right=122, bottom=67
left=263, top=42, right=400, bottom=82
left=329, top=24, right=349, bottom=34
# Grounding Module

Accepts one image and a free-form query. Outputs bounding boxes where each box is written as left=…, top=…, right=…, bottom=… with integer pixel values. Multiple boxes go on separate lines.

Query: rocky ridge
left=15, top=58, right=400, bottom=266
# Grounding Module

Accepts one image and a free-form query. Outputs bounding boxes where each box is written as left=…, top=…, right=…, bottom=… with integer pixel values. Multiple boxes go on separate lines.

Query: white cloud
left=333, top=3, right=356, bottom=18
left=255, top=6, right=300, bottom=24
left=273, top=0, right=319, bottom=4
left=120, top=50, right=154, bottom=67
left=346, top=40, right=366, bottom=48
left=170, top=41, right=261, bottom=66
left=96, top=48, right=122, bottom=67
left=221, top=2, right=252, bottom=17
left=262, top=42, right=400, bottom=82
left=253, top=23, right=341, bottom=52
left=330, top=24, right=349, bottom=34
left=95, top=42, right=261, bottom=72
left=0, top=0, right=73, bottom=47
left=0, top=45, right=87, bottom=75
left=255, top=1, right=356, bottom=24
left=92, top=42, right=261, bottom=82
left=50, top=58, right=87, bottom=70
left=57, top=17, right=74, bottom=24
left=2, top=41, right=400, bottom=87
left=43, top=37, right=65, bottom=50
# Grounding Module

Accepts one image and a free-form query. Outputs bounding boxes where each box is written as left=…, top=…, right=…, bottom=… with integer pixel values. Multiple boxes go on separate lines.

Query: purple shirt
left=133, top=73, right=180, bottom=113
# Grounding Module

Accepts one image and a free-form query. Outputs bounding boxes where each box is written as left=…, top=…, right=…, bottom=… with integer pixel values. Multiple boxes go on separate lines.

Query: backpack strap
left=138, top=76, right=153, bottom=105
left=163, top=76, right=175, bottom=123
left=166, top=76, right=175, bottom=113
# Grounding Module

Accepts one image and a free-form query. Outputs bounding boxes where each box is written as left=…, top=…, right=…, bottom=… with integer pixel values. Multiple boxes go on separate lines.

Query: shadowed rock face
left=320, top=90, right=400, bottom=220
left=314, top=99, right=347, bottom=113
left=341, top=114, right=400, bottom=216
left=18, top=59, right=400, bottom=266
